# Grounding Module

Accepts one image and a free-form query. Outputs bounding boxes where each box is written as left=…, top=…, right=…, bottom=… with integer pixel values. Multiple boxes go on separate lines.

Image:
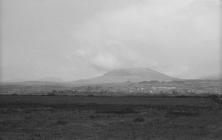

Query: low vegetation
left=0, top=95, right=222, bottom=140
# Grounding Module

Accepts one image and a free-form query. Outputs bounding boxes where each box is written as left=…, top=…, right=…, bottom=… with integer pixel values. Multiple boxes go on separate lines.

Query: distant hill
left=37, top=77, right=64, bottom=82
left=200, top=74, right=222, bottom=80
left=1, top=77, right=64, bottom=84
left=76, top=68, right=177, bottom=84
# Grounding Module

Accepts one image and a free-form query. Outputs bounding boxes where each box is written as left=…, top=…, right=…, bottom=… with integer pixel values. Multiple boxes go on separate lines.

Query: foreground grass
left=0, top=96, right=222, bottom=140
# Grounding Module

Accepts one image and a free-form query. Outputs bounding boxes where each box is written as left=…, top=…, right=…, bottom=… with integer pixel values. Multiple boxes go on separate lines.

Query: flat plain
left=0, top=95, right=222, bottom=140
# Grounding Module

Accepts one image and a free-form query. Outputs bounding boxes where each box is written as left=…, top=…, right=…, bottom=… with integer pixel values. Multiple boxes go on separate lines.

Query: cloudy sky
left=1, top=0, right=221, bottom=81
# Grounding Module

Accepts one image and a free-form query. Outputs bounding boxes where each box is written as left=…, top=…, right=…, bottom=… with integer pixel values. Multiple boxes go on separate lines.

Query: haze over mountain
left=1, top=0, right=220, bottom=82
left=76, top=68, right=177, bottom=84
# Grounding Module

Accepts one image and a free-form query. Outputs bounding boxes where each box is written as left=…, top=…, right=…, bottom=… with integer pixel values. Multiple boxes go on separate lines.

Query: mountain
left=76, top=68, right=177, bottom=84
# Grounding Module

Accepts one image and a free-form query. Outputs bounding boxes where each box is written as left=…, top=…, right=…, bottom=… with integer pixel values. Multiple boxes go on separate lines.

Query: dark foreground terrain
left=0, top=95, right=222, bottom=140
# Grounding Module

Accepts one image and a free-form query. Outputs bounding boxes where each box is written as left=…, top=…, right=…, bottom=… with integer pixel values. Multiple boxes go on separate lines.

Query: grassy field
left=0, top=95, right=222, bottom=140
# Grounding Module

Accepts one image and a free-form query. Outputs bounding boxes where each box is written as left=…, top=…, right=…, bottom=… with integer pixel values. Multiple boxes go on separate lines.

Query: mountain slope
left=76, top=68, right=177, bottom=84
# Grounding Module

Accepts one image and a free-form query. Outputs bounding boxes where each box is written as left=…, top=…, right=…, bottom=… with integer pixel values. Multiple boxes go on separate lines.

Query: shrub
left=56, top=120, right=68, bottom=125
left=47, top=93, right=56, bottom=96
left=133, top=117, right=145, bottom=123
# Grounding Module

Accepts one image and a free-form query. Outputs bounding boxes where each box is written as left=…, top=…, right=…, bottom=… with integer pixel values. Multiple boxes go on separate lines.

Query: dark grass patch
left=55, top=120, right=68, bottom=126
left=0, top=120, right=21, bottom=132
left=89, top=114, right=97, bottom=119
left=165, top=109, right=200, bottom=117
left=133, top=117, right=145, bottom=123
left=95, top=107, right=138, bottom=114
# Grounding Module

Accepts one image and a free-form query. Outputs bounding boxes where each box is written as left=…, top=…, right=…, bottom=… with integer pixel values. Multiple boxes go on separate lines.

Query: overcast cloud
left=1, top=0, right=221, bottom=81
